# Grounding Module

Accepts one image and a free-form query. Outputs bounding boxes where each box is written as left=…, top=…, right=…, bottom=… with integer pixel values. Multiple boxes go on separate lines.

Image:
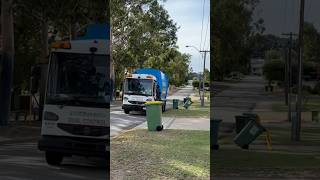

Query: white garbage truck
left=36, top=24, right=110, bottom=165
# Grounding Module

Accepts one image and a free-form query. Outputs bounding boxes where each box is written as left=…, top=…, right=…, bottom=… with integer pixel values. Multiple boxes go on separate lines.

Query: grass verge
left=214, top=124, right=320, bottom=178
left=219, top=125, right=320, bottom=146
left=111, top=129, right=210, bottom=180
left=163, top=100, right=209, bottom=118
left=213, top=149, right=320, bottom=178
left=272, top=101, right=320, bottom=111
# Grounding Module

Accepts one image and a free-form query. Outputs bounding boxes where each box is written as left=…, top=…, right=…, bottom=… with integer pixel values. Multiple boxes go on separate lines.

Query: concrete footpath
left=135, top=116, right=209, bottom=130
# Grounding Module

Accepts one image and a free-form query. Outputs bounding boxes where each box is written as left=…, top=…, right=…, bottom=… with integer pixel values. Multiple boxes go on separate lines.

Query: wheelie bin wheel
left=156, top=125, right=163, bottom=131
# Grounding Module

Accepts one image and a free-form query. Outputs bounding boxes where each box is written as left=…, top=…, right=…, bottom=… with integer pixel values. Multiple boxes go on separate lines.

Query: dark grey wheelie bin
left=233, top=119, right=266, bottom=149
left=211, top=119, right=222, bottom=150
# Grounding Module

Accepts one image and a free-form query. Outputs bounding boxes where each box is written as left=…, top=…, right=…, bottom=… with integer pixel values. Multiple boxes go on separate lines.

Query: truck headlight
left=44, top=111, right=59, bottom=121
left=146, top=98, right=152, bottom=101
left=123, top=97, right=129, bottom=100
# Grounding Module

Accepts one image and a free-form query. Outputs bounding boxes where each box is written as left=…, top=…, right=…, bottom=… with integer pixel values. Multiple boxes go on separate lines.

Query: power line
left=202, top=14, right=210, bottom=51
left=283, top=0, right=287, bottom=33
left=199, top=0, right=206, bottom=51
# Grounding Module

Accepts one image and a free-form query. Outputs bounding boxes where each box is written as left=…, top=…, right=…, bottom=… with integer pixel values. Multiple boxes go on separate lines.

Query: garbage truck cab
left=122, top=68, right=169, bottom=114
left=38, top=24, right=110, bottom=166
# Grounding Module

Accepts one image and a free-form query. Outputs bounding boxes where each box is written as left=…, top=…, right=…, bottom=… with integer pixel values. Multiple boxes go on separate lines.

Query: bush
left=312, top=83, right=320, bottom=95
left=192, top=80, right=200, bottom=88
left=303, top=85, right=313, bottom=93
left=263, top=59, right=285, bottom=83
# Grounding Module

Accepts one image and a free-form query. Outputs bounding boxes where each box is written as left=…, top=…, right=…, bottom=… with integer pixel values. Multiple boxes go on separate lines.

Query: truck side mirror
left=30, top=65, right=41, bottom=94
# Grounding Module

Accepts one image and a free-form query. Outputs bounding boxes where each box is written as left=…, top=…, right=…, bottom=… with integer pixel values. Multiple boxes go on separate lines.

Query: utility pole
left=186, top=45, right=210, bottom=107
left=200, top=50, right=210, bottom=107
left=282, top=32, right=298, bottom=124
left=0, top=0, right=14, bottom=126
left=294, top=0, right=305, bottom=141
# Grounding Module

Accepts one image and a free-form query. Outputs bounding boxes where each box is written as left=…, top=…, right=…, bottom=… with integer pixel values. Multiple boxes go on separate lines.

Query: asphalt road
left=0, top=84, right=194, bottom=180
left=212, top=76, right=271, bottom=122
left=0, top=142, right=107, bottom=180
left=110, top=84, right=195, bottom=137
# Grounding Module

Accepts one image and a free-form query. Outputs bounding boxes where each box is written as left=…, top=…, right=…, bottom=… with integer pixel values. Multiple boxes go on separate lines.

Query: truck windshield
left=124, top=78, right=153, bottom=96
left=46, top=52, right=110, bottom=108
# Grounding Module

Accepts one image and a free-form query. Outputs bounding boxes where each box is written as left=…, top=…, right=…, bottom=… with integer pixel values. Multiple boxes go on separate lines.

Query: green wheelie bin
left=173, top=99, right=179, bottom=109
left=145, top=101, right=164, bottom=131
left=233, top=119, right=266, bottom=149
left=235, top=116, right=251, bottom=134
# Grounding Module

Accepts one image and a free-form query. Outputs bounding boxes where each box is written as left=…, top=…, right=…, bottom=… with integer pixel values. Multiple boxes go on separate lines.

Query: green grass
left=272, top=101, right=320, bottom=111
left=220, top=126, right=320, bottom=146
left=192, top=90, right=210, bottom=98
left=213, top=149, right=320, bottom=177
left=163, top=100, right=209, bottom=118
left=214, top=125, right=320, bottom=177
left=111, top=129, right=210, bottom=180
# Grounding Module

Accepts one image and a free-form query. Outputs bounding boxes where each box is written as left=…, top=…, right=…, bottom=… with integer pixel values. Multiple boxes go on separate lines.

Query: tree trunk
left=0, top=0, right=14, bottom=126
left=110, top=25, right=115, bottom=99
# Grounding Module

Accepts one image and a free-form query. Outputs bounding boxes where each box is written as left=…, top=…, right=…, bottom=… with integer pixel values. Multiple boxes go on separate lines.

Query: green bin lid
left=145, top=101, right=162, bottom=105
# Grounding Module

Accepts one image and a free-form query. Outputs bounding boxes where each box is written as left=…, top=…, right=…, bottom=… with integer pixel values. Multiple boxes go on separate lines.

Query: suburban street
left=110, top=83, right=195, bottom=137
left=0, top=142, right=107, bottom=180
left=212, top=75, right=275, bottom=122
left=0, top=84, right=194, bottom=180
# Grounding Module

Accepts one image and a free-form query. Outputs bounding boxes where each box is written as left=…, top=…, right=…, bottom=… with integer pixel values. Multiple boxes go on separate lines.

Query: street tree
left=212, top=0, right=262, bottom=80
left=111, top=0, right=188, bottom=88
left=303, top=22, right=320, bottom=63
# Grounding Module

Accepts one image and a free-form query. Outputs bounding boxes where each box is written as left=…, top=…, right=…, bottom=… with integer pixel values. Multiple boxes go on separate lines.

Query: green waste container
left=242, top=113, right=260, bottom=123
left=235, top=116, right=251, bottom=134
left=233, top=119, right=266, bottom=149
left=173, top=99, right=179, bottom=109
left=211, top=119, right=222, bottom=150
left=145, top=101, right=163, bottom=131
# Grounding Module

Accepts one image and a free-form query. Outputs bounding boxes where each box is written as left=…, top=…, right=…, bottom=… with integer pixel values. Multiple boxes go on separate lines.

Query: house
left=250, top=58, right=265, bottom=76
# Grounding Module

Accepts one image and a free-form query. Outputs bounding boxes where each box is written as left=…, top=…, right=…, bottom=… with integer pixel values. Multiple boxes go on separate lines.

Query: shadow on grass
left=111, top=129, right=210, bottom=179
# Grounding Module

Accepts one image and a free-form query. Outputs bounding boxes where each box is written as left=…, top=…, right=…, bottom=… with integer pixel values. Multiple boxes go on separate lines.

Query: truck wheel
left=124, top=110, right=130, bottom=114
left=46, top=152, right=63, bottom=166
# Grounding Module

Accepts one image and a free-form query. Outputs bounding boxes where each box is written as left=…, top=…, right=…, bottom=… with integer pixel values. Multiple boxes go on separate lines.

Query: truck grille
left=128, top=101, right=145, bottom=105
left=57, top=123, right=108, bottom=137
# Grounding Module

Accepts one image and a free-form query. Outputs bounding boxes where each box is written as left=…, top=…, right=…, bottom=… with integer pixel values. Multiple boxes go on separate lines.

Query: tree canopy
left=111, top=0, right=190, bottom=88
left=212, top=0, right=263, bottom=80
left=12, top=0, right=109, bottom=91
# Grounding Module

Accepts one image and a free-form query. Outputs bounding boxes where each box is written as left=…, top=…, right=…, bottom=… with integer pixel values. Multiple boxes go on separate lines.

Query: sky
left=161, top=0, right=210, bottom=73
left=254, top=0, right=320, bottom=36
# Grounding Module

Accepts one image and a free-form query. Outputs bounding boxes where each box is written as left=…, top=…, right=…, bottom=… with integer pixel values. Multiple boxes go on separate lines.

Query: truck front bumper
left=38, top=135, right=108, bottom=158
left=122, top=104, right=146, bottom=111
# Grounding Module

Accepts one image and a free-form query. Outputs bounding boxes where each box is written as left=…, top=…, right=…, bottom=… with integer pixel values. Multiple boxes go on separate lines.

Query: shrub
left=312, top=83, right=320, bottom=95
left=263, top=59, right=285, bottom=83
left=192, top=80, right=200, bottom=88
